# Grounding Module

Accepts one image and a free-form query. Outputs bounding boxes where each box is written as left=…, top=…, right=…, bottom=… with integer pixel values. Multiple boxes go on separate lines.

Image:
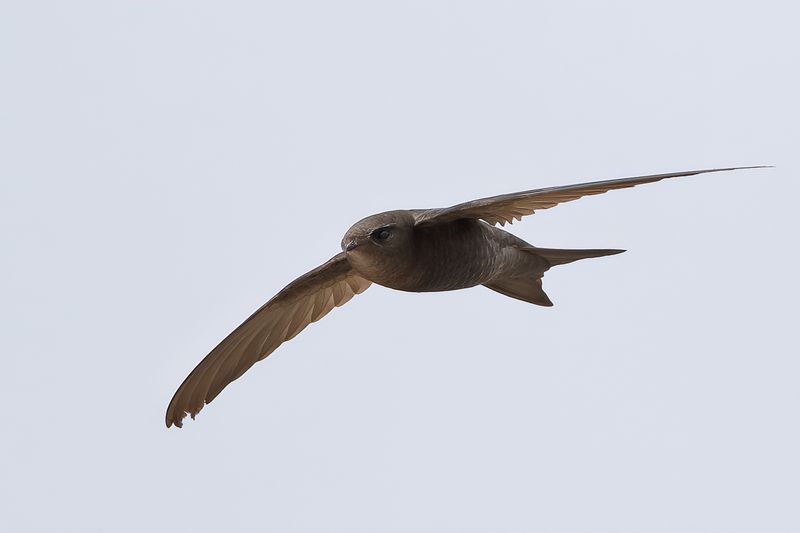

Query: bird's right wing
left=166, top=252, right=371, bottom=428
left=413, top=166, right=768, bottom=227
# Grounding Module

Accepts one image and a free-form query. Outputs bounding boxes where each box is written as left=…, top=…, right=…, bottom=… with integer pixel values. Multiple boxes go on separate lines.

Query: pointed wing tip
left=669, top=165, right=773, bottom=179
left=704, top=165, right=773, bottom=173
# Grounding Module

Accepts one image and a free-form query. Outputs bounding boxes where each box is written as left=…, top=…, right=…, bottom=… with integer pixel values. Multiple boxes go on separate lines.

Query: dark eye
left=371, top=227, right=391, bottom=241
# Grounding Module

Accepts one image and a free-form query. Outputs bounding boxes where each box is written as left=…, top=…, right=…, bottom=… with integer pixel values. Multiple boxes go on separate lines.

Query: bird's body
left=348, top=216, right=508, bottom=292
left=345, top=211, right=621, bottom=304
left=166, top=165, right=768, bottom=427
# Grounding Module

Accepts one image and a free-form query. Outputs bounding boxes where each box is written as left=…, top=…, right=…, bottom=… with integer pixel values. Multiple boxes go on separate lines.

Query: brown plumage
left=166, top=166, right=767, bottom=427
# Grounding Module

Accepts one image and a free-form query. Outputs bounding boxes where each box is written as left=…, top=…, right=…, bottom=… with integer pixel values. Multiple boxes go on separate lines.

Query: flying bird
left=166, top=166, right=766, bottom=427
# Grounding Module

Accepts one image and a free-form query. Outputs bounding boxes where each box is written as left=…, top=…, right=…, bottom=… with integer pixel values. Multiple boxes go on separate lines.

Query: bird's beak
left=345, top=240, right=359, bottom=252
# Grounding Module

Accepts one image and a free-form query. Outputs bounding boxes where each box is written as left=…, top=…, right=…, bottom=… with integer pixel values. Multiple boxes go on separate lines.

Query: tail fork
left=522, top=246, right=625, bottom=267
left=483, top=246, right=625, bottom=307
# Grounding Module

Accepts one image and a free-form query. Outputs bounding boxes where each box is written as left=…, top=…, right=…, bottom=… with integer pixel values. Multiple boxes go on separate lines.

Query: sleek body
left=345, top=214, right=536, bottom=292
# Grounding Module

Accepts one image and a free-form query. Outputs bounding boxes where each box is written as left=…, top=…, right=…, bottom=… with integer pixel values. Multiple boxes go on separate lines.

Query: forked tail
left=483, top=246, right=625, bottom=307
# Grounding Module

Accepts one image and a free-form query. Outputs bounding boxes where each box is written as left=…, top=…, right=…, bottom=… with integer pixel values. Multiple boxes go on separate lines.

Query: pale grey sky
left=1, top=1, right=798, bottom=532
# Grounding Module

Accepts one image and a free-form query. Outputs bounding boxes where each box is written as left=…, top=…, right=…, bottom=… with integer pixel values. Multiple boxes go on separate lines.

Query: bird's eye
left=371, top=227, right=392, bottom=241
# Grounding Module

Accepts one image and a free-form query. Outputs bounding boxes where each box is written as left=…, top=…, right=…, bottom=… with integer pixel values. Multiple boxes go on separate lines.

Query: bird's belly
left=377, top=267, right=486, bottom=293
left=353, top=247, right=495, bottom=292
left=389, top=225, right=501, bottom=292
left=409, top=260, right=493, bottom=292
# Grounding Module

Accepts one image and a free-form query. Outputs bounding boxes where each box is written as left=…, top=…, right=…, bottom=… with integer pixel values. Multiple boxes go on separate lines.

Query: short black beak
left=345, top=240, right=358, bottom=252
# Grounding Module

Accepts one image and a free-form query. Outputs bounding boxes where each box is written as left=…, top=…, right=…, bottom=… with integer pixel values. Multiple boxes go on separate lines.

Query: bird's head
left=341, top=210, right=416, bottom=268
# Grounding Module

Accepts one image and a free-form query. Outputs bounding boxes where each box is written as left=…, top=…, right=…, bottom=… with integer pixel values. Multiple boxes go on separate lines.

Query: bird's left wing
left=414, top=166, right=767, bottom=227
left=166, top=252, right=371, bottom=428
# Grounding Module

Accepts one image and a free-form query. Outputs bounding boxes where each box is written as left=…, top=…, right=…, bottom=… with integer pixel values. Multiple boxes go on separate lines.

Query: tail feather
left=483, top=246, right=625, bottom=306
left=521, top=246, right=625, bottom=267
left=485, top=276, right=553, bottom=307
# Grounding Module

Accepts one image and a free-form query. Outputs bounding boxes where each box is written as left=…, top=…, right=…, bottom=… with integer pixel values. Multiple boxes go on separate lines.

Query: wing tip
left=166, top=401, right=203, bottom=429
left=165, top=408, right=196, bottom=429
left=165, top=409, right=184, bottom=429
left=694, top=165, right=773, bottom=175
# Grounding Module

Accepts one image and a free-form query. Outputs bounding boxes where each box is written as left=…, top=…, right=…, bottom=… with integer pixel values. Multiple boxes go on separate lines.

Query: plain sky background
left=2, top=1, right=798, bottom=532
